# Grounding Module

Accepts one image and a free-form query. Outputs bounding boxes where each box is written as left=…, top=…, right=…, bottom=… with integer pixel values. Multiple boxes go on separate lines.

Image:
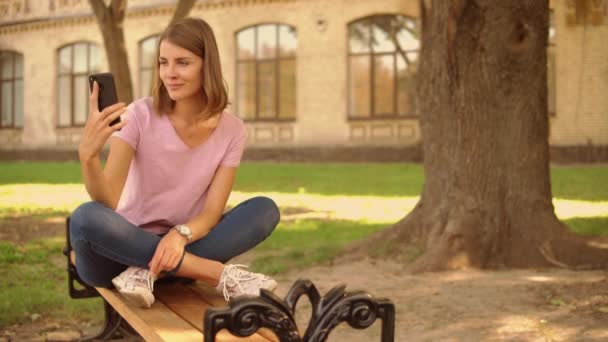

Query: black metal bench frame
left=63, top=217, right=139, bottom=341
left=64, top=216, right=395, bottom=341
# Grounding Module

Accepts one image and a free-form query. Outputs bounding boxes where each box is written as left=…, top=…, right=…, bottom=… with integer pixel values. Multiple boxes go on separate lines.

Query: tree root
left=539, top=239, right=603, bottom=271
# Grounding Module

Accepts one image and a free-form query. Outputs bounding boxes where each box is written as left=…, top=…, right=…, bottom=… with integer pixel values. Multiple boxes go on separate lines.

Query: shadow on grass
left=249, top=219, right=389, bottom=275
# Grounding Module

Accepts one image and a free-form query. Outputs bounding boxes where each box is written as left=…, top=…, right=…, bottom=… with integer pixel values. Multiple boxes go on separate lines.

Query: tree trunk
left=170, top=0, right=197, bottom=25
left=348, top=0, right=608, bottom=271
left=89, top=0, right=133, bottom=103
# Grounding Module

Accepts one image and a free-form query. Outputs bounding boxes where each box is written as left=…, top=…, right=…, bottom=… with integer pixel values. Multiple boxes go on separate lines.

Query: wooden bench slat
left=96, top=287, right=202, bottom=342
left=155, top=282, right=273, bottom=342
left=73, top=251, right=281, bottom=341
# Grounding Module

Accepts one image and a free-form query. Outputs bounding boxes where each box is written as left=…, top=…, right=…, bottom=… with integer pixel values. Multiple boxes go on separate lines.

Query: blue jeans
left=69, top=196, right=280, bottom=288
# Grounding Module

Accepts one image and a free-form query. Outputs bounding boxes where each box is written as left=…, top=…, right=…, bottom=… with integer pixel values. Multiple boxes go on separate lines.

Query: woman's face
left=158, top=40, right=204, bottom=102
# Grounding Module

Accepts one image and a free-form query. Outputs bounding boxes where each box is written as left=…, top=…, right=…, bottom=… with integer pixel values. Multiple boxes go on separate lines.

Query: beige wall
left=0, top=0, right=606, bottom=151
left=550, top=0, right=608, bottom=146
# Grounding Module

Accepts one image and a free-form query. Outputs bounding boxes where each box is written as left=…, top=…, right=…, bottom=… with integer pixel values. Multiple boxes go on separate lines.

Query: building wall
left=0, top=0, right=606, bottom=151
left=550, top=0, right=608, bottom=146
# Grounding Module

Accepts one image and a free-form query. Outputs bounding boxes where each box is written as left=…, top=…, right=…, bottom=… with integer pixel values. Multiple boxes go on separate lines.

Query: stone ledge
left=1, top=145, right=607, bottom=163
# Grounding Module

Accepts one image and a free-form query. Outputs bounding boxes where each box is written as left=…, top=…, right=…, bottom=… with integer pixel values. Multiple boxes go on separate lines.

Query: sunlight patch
left=1, top=185, right=607, bottom=224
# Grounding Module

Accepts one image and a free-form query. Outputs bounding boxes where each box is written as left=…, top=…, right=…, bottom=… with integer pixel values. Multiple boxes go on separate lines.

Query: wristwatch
left=172, top=224, right=192, bottom=242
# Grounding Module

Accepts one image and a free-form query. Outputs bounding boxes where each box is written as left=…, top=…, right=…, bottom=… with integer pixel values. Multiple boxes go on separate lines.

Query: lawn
left=0, top=161, right=607, bottom=326
left=1, top=161, right=607, bottom=200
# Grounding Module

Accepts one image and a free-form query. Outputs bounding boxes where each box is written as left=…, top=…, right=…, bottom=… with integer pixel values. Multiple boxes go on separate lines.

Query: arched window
left=57, top=42, right=101, bottom=127
left=236, top=24, right=297, bottom=121
left=348, top=15, right=420, bottom=119
left=0, top=51, right=24, bottom=129
left=139, top=35, right=160, bottom=97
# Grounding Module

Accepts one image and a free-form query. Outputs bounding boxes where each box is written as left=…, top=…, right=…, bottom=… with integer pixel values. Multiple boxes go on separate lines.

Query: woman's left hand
left=149, top=230, right=188, bottom=276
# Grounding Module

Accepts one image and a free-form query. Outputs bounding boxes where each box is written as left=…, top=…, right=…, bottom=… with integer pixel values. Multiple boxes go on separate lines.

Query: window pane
left=372, top=21, right=396, bottom=53
left=89, top=45, right=100, bottom=72
left=237, top=62, right=255, bottom=120
left=257, top=25, right=277, bottom=59
left=141, top=36, right=159, bottom=68
left=258, top=61, right=276, bottom=118
left=1, top=53, right=13, bottom=79
left=140, top=69, right=153, bottom=97
left=349, top=56, right=370, bottom=117
left=237, top=27, right=255, bottom=60
left=374, top=55, right=395, bottom=115
left=349, top=20, right=371, bottom=53
left=14, top=79, right=23, bottom=127
left=59, top=47, right=72, bottom=74
left=58, top=76, right=72, bottom=126
left=397, top=55, right=416, bottom=116
left=279, top=25, right=297, bottom=58
left=279, top=59, right=296, bottom=119
left=73, top=43, right=88, bottom=73
left=406, top=51, right=419, bottom=65
left=14, top=54, right=23, bottom=78
left=1, top=82, right=12, bottom=126
left=397, top=28, right=420, bottom=51
left=74, top=75, right=88, bottom=124
left=396, top=17, right=420, bottom=51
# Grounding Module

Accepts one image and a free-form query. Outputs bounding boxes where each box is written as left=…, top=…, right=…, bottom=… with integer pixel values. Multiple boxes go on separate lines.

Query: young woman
left=70, top=17, right=279, bottom=308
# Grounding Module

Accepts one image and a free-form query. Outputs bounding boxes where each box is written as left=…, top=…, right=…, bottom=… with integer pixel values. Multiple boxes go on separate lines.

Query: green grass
left=563, top=216, right=608, bottom=236
left=550, top=166, right=608, bottom=202
left=249, top=219, right=386, bottom=275
left=0, top=161, right=82, bottom=185
left=0, top=238, right=102, bottom=327
left=235, top=163, right=425, bottom=197
left=0, top=219, right=384, bottom=327
left=1, top=161, right=607, bottom=201
left=0, top=161, right=607, bottom=327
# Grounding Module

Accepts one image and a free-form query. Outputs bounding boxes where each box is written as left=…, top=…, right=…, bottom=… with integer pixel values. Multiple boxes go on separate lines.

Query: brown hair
left=152, top=17, right=228, bottom=117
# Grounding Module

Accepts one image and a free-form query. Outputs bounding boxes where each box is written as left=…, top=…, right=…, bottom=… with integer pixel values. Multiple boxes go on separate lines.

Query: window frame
left=138, top=34, right=161, bottom=98
left=346, top=14, right=420, bottom=121
left=0, top=50, right=24, bottom=129
left=56, top=41, right=100, bottom=128
left=235, top=23, right=297, bottom=122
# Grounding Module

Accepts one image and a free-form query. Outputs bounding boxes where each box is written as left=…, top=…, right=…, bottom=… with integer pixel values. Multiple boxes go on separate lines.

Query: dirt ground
left=2, top=221, right=608, bottom=341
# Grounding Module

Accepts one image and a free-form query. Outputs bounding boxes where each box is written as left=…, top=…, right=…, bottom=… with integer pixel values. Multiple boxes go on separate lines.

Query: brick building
left=0, top=0, right=606, bottom=160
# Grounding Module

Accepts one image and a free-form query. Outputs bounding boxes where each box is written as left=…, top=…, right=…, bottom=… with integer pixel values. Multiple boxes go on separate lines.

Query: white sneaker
left=112, top=266, right=156, bottom=308
left=215, top=264, right=278, bottom=301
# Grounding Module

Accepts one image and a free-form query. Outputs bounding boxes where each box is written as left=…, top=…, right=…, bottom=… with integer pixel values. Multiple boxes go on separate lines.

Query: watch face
left=177, top=225, right=191, bottom=235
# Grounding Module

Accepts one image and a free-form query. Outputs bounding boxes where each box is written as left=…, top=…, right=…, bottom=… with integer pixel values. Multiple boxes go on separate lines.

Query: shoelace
left=127, top=267, right=155, bottom=292
left=220, top=264, right=256, bottom=301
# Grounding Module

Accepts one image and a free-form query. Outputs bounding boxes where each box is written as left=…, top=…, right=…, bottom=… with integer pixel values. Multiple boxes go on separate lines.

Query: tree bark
left=347, top=0, right=608, bottom=271
left=170, top=0, right=197, bottom=25
left=89, top=0, right=133, bottom=103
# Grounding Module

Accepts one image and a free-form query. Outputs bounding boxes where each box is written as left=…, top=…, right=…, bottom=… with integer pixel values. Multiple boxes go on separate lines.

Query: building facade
left=0, top=0, right=606, bottom=158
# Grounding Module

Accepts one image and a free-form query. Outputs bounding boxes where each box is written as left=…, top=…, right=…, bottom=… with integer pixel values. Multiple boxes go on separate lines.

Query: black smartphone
left=89, top=72, right=121, bottom=128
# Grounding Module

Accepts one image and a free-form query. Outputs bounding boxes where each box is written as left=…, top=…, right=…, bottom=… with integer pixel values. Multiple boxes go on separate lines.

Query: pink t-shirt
left=111, top=97, right=247, bottom=234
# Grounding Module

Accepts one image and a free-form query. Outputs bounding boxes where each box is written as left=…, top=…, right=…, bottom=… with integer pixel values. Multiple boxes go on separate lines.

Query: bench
left=64, top=217, right=395, bottom=341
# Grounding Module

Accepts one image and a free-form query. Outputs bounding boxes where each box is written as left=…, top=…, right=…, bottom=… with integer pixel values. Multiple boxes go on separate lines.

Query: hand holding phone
left=89, top=72, right=121, bottom=128
left=78, top=73, right=127, bottom=162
